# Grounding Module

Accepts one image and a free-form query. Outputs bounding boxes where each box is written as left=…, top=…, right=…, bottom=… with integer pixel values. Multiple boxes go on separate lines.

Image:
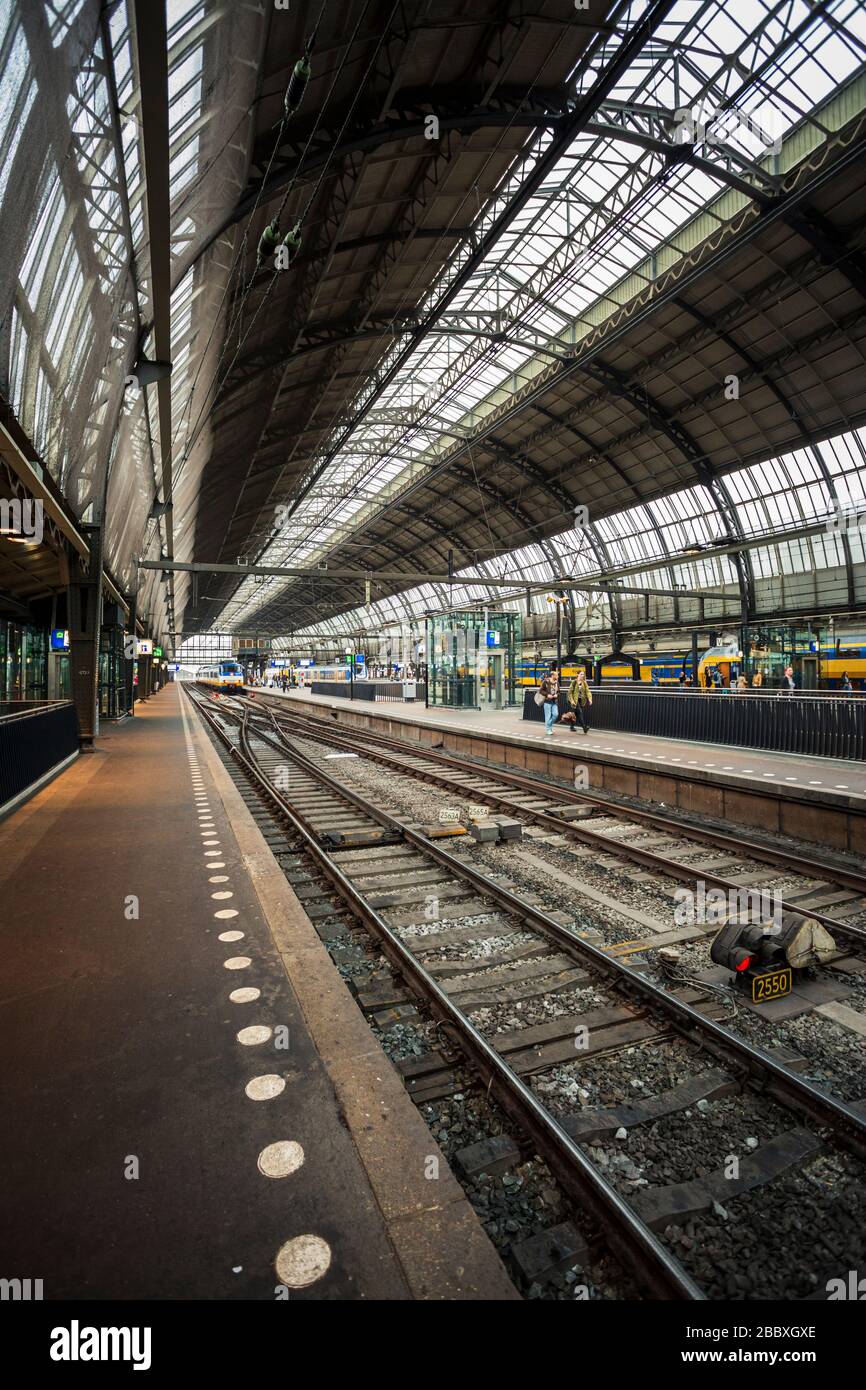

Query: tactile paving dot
left=274, top=1235, right=331, bottom=1287
left=237, top=1025, right=272, bottom=1046
left=245, top=1075, right=285, bottom=1101
left=229, top=987, right=260, bottom=1004
left=258, top=1141, right=304, bottom=1179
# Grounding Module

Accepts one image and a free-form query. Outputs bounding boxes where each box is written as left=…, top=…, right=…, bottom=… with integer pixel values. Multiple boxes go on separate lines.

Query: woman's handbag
left=533, top=689, right=545, bottom=707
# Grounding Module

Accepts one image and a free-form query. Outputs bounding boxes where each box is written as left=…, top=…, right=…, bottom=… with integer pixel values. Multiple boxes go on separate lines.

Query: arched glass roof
left=0, top=0, right=865, bottom=644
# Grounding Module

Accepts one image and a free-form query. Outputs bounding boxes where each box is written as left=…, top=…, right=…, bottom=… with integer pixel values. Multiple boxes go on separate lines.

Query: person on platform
left=539, top=664, right=560, bottom=737
left=841, top=671, right=853, bottom=692
left=735, top=675, right=748, bottom=691
left=567, top=669, right=593, bottom=734
left=781, top=665, right=796, bottom=693
left=752, top=670, right=763, bottom=689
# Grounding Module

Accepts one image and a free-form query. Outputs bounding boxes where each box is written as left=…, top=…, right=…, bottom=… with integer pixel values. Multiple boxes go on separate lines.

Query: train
left=196, top=660, right=245, bottom=690
left=514, top=639, right=866, bottom=690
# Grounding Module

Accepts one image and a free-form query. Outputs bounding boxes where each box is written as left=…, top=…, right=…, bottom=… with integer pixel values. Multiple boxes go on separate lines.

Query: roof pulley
left=275, top=221, right=302, bottom=271
left=257, top=216, right=281, bottom=266
left=284, top=53, right=311, bottom=120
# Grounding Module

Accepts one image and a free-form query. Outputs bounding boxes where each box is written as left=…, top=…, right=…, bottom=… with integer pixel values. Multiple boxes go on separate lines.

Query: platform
left=260, top=687, right=866, bottom=856
left=0, top=684, right=515, bottom=1301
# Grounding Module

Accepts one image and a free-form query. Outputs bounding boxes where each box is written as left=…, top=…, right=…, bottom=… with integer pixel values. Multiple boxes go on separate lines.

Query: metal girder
left=586, top=100, right=781, bottom=200
left=581, top=356, right=753, bottom=622
left=147, top=559, right=706, bottom=603
left=132, top=0, right=175, bottom=653
left=217, top=316, right=570, bottom=407
left=172, top=92, right=567, bottom=294
left=240, top=0, right=678, bottom=566
left=673, top=295, right=857, bottom=609
left=246, top=81, right=569, bottom=187
left=784, top=204, right=866, bottom=311
left=341, top=119, right=866, bottom=599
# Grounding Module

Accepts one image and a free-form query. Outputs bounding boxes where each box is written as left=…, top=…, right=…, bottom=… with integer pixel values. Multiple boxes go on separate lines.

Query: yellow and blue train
left=514, top=639, right=866, bottom=689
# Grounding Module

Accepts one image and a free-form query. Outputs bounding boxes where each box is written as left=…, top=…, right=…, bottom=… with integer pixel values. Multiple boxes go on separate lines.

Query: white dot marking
left=246, top=1074, right=285, bottom=1101
left=258, top=1141, right=304, bottom=1179
left=223, top=956, right=251, bottom=970
left=237, top=1025, right=272, bottom=1046
left=229, top=987, right=260, bottom=1003
left=275, top=1235, right=331, bottom=1288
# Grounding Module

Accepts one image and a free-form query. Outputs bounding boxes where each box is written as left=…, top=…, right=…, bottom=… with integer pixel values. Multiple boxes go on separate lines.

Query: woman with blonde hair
left=567, top=668, right=593, bottom=734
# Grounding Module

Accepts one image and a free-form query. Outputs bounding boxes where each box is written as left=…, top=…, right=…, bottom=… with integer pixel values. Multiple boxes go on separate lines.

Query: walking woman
left=567, top=668, right=593, bottom=734
left=538, top=664, right=560, bottom=737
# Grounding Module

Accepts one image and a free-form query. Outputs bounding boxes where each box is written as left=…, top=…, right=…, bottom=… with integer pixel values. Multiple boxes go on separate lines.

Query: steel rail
left=184, top=684, right=705, bottom=1300
left=252, top=698, right=866, bottom=948
left=259, top=696, right=866, bottom=892
left=249, top=702, right=866, bottom=1162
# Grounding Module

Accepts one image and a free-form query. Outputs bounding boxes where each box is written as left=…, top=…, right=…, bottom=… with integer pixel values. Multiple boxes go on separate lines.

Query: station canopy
left=1, top=0, right=866, bottom=645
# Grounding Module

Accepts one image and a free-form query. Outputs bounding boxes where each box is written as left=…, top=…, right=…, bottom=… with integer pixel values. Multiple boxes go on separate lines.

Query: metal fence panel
left=521, top=688, right=865, bottom=760
left=0, top=702, right=79, bottom=809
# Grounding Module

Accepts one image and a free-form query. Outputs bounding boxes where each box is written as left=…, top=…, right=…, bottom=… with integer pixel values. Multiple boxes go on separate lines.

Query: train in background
left=514, top=638, right=866, bottom=689
left=196, top=660, right=245, bottom=690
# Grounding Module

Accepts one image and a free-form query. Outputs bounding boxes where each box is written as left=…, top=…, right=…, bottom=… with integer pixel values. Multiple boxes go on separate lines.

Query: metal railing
left=309, top=680, right=425, bottom=703
left=522, top=687, right=866, bottom=760
left=0, top=701, right=79, bottom=809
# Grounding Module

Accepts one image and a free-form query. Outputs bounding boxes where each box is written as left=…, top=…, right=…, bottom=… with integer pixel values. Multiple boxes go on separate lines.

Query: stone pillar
left=67, top=524, right=103, bottom=747
left=124, top=592, right=137, bottom=715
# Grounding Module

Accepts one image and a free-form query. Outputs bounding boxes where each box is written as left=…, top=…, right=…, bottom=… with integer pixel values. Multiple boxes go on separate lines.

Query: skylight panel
left=20, top=171, right=66, bottom=310
left=45, top=0, right=88, bottom=47
left=0, top=72, right=35, bottom=216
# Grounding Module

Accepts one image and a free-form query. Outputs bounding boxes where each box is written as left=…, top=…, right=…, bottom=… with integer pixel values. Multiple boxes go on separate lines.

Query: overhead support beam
left=348, top=117, right=866, bottom=555
left=141, top=513, right=829, bottom=593
left=245, top=0, right=679, bottom=559
left=172, top=103, right=564, bottom=292
left=132, top=0, right=175, bottom=655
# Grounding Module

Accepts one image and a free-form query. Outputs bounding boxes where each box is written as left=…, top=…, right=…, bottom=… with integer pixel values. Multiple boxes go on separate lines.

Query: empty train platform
left=0, top=683, right=515, bottom=1302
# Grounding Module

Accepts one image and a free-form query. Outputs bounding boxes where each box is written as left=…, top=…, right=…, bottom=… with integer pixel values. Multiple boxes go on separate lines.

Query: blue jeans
left=543, top=700, right=558, bottom=732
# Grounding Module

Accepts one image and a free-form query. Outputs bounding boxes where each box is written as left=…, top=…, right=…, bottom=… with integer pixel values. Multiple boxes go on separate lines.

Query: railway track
left=188, top=684, right=866, bottom=1301
left=249, top=691, right=866, bottom=949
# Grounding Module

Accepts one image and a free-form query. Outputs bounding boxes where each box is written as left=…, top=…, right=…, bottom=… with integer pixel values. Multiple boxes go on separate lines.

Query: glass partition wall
left=425, top=611, right=520, bottom=709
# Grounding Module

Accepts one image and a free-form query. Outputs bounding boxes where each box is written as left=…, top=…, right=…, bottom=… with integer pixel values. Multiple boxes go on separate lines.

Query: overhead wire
left=212, top=0, right=394, bottom=402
